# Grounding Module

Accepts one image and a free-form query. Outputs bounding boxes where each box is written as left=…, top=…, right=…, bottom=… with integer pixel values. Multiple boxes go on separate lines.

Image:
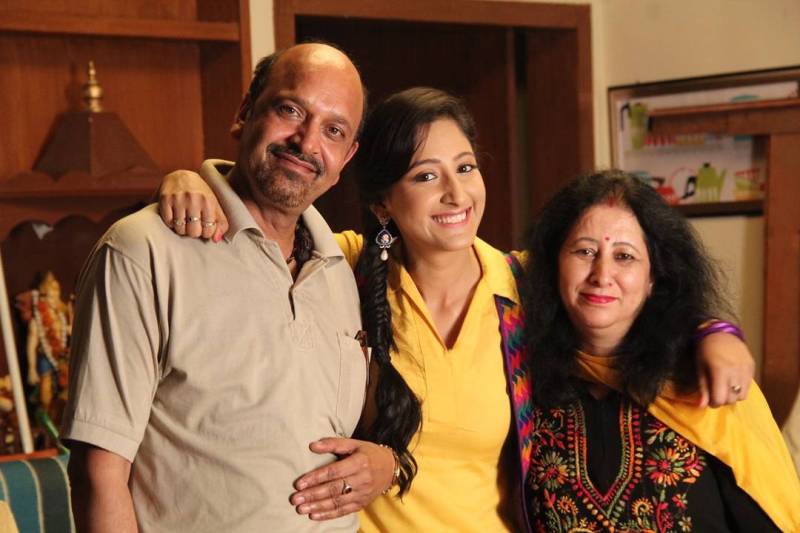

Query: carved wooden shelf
left=0, top=12, right=240, bottom=42
left=0, top=171, right=161, bottom=199
left=0, top=170, right=161, bottom=241
left=0, top=2, right=251, bottom=239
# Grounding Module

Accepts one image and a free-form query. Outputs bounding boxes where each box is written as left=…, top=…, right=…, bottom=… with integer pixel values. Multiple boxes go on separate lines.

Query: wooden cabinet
left=0, top=0, right=251, bottom=237
left=0, top=1, right=251, bottom=418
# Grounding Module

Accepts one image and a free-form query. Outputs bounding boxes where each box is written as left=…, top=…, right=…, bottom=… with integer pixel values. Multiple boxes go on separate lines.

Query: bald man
left=63, top=44, right=368, bottom=532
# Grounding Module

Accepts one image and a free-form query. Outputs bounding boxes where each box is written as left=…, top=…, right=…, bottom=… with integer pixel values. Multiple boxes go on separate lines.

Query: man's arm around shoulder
left=68, top=442, right=138, bottom=533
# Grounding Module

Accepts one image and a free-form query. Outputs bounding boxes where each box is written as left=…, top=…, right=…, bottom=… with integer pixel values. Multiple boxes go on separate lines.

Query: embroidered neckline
left=528, top=397, right=707, bottom=532
left=571, top=400, right=644, bottom=518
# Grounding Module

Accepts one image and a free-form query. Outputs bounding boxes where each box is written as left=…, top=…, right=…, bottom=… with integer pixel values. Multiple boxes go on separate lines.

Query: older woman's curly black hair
left=522, top=169, right=731, bottom=407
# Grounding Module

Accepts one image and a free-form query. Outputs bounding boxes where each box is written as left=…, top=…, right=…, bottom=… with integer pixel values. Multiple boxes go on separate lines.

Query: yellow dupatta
left=574, top=351, right=800, bottom=531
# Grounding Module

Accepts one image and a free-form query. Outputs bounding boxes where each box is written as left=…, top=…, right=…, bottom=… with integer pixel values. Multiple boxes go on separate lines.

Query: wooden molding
left=0, top=448, right=58, bottom=463
left=762, top=133, right=800, bottom=424
left=649, top=98, right=800, bottom=136
left=275, top=0, right=590, bottom=50
left=275, top=0, right=587, bottom=29
left=0, top=12, right=241, bottom=42
left=0, top=170, right=161, bottom=199
left=675, top=200, right=763, bottom=217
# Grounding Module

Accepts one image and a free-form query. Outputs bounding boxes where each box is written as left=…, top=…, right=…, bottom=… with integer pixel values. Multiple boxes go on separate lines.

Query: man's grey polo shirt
left=62, top=160, right=366, bottom=532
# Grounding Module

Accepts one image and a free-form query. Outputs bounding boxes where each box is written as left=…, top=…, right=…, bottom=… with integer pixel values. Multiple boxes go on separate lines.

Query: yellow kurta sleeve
left=334, top=230, right=364, bottom=271
left=648, top=382, right=800, bottom=531
left=782, top=389, right=800, bottom=474
left=575, top=354, right=800, bottom=530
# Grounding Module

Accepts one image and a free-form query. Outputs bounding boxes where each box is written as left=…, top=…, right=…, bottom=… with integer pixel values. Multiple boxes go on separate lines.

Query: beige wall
left=248, top=0, right=800, bottom=372
left=248, top=0, right=275, bottom=64
left=691, top=216, right=764, bottom=365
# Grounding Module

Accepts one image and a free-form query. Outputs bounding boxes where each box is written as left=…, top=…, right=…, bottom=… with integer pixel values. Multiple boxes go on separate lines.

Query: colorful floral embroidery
left=536, top=451, right=570, bottom=490
left=527, top=398, right=707, bottom=532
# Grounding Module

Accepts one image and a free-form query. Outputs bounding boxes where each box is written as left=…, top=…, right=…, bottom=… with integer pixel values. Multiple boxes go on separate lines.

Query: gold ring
left=731, top=384, right=742, bottom=394
left=341, top=479, right=353, bottom=495
left=186, top=216, right=201, bottom=223
left=201, top=220, right=217, bottom=228
left=173, top=219, right=186, bottom=227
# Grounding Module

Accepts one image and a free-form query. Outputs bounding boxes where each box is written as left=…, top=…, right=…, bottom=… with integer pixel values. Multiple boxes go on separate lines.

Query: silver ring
left=731, top=384, right=742, bottom=394
left=173, top=219, right=186, bottom=227
left=201, top=220, right=217, bottom=228
left=341, top=479, right=353, bottom=495
left=186, top=216, right=201, bottom=223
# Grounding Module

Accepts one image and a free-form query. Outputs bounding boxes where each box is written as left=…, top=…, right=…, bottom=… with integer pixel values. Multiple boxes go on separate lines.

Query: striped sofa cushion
left=0, top=454, right=73, bottom=533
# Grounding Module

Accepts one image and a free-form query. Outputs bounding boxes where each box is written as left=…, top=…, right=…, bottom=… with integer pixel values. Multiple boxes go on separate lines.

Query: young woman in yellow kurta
left=313, top=91, right=523, bottom=530
left=158, top=87, right=755, bottom=532
left=335, top=231, right=522, bottom=531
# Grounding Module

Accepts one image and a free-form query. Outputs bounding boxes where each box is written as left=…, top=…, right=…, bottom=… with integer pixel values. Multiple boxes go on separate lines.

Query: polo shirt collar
left=472, top=238, right=521, bottom=305
left=200, top=159, right=257, bottom=241
left=300, top=205, right=344, bottom=259
left=199, top=159, right=344, bottom=260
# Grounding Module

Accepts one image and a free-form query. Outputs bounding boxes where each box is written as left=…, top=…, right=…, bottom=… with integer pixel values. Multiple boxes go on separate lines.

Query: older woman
left=521, top=171, right=800, bottom=531
left=157, top=90, right=756, bottom=531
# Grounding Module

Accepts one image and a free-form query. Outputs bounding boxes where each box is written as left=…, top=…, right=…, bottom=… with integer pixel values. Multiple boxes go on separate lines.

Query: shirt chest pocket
left=336, top=332, right=368, bottom=435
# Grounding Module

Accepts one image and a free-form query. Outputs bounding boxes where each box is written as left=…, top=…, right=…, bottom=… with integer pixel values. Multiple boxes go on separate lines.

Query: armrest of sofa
left=0, top=450, right=72, bottom=533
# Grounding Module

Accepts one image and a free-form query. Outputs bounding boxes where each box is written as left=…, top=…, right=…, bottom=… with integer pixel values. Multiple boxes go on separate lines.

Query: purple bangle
left=694, top=320, right=745, bottom=343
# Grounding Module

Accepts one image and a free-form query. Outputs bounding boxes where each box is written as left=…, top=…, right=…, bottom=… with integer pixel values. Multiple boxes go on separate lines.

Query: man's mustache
left=268, top=144, right=324, bottom=176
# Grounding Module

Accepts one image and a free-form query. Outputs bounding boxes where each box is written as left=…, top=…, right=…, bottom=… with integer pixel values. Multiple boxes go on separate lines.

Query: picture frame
left=608, top=66, right=800, bottom=216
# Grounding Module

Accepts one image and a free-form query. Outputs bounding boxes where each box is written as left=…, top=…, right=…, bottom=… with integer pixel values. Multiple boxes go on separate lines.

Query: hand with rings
left=290, top=437, right=396, bottom=521
left=158, top=169, right=229, bottom=241
left=695, top=330, right=754, bottom=407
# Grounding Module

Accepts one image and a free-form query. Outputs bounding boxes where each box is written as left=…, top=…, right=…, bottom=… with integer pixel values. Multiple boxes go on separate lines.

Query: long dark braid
left=354, top=220, right=420, bottom=496
left=352, top=87, right=478, bottom=496
left=292, top=219, right=314, bottom=268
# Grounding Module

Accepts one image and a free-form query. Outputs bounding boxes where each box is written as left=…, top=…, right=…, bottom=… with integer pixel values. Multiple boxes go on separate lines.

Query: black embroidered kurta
left=526, top=387, right=778, bottom=532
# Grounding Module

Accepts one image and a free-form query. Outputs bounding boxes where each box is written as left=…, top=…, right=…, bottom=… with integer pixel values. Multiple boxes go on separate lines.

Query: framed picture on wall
left=609, top=66, right=800, bottom=216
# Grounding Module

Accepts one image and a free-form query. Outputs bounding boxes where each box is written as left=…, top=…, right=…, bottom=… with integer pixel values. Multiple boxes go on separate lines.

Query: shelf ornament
left=33, top=61, right=159, bottom=179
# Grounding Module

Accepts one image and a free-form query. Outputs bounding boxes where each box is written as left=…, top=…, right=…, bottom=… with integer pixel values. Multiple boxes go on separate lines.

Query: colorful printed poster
left=612, top=81, right=798, bottom=205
